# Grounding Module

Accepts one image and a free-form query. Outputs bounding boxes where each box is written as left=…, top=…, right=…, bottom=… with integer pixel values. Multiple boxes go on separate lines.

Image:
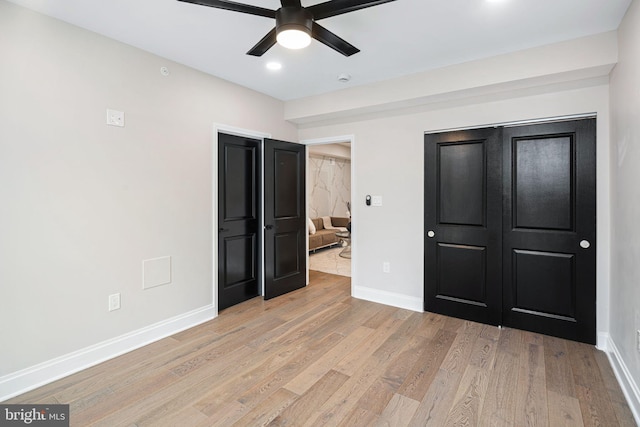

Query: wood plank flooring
left=6, top=271, right=636, bottom=426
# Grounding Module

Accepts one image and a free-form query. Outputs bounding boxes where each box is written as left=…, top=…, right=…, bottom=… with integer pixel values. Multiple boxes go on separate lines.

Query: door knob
left=264, top=224, right=274, bottom=230
left=427, top=230, right=435, bottom=238
left=580, top=240, right=590, bottom=249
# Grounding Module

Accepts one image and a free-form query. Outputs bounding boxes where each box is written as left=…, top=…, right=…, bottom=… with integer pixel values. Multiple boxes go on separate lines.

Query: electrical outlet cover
left=108, top=293, right=121, bottom=311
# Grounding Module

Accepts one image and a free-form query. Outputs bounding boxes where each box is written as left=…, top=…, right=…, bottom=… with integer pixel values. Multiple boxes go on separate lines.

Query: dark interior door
left=424, top=128, right=503, bottom=326
left=502, top=119, right=596, bottom=344
left=264, top=138, right=307, bottom=300
left=218, top=133, right=261, bottom=311
left=424, top=118, right=596, bottom=344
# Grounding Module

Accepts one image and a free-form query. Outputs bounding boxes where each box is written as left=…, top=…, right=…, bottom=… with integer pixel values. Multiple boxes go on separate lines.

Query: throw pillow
left=308, top=217, right=316, bottom=235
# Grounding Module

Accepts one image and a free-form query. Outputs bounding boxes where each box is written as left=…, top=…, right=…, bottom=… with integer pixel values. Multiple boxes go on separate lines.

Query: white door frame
left=301, top=134, right=356, bottom=293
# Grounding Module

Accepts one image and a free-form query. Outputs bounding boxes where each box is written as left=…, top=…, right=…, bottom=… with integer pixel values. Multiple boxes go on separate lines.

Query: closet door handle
left=580, top=240, right=590, bottom=249
left=264, top=224, right=274, bottom=230
left=427, top=230, right=435, bottom=238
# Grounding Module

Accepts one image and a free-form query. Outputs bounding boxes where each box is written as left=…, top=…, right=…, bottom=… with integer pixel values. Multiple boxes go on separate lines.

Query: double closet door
left=218, top=133, right=307, bottom=311
left=424, top=119, right=596, bottom=344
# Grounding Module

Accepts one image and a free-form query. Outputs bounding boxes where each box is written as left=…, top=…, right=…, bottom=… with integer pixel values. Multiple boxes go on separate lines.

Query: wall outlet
left=108, top=293, right=121, bottom=312
left=383, top=262, right=390, bottom=273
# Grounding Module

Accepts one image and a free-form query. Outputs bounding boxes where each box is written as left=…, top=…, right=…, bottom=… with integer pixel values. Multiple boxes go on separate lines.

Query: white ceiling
left=6, top=0, right=632, bottom=101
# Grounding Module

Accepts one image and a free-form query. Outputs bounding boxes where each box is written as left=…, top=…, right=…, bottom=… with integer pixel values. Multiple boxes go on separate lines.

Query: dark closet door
left=502, top=119, right=596, bottom=344
left=218, top=133, right=261, bottom=311
left=424, top=128, right=503, bottom=326
left=264, top=138, right=307, bottom=300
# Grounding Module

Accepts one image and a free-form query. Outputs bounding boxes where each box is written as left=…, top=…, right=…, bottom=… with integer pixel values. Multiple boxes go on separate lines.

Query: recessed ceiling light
left=266, top=62, right=282, bottom=71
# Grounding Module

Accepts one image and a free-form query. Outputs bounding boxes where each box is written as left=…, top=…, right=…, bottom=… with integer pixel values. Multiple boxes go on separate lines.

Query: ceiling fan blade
left=177, top=0, right=275, bottom=19
left=247, top=28, right=277, bottom=56
left=312, top=23, right=360, bottom=57
left=280, top=0, right=302, bottom=7
left=309, top=0, right=396, bottom=20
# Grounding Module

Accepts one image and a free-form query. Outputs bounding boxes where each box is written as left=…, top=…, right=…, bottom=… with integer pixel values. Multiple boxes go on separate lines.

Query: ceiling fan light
left=275, top=7, right=313, bottom=50
left=277, top=28, right=311, bottom=50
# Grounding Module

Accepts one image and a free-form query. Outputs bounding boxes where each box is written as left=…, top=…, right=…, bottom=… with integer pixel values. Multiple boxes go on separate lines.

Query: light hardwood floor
left=7, top=271, right=636, bottom=426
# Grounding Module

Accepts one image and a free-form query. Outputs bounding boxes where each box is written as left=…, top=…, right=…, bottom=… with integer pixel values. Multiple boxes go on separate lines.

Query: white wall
left=1, top=0, right=634, bottom=410
left=609, top=0, right=640, bottom=419
left=0, top=0, right=296, bottom=395
left=287, top=32, right=617, bottom=125
left=295, top=24, right=640, bottom=415
left=294, top=39, right=613, bottom=336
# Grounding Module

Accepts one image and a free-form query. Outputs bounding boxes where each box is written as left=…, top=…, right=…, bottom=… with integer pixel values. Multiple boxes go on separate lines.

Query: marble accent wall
left=308, top=154, right=351, bottom=219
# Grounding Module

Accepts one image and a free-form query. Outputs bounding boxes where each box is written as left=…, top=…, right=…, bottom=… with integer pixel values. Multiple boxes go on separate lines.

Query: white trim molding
left=213, top=124, right=271, bottom=141
left=301, top=135, right=354, bottom=146
left=0, top=305, right=216, bottom=401
left=602, top=333, right=640, bottom=425
left=352, top=285, right=423, bottom=313
left=597, top=331, right=609, bottom=351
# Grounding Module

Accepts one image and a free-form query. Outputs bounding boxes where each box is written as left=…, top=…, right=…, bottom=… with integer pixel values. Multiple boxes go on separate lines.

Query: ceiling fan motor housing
left=276, top=7, right=313, bottom=34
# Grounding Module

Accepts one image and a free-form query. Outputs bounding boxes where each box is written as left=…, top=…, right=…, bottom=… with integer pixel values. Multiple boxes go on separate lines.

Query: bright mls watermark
left=0, top=405, right=69, bottom=426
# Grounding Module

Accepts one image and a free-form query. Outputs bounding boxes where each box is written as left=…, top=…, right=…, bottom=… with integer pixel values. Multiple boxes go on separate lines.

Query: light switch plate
left=372, top=195, right=383, bottom=207
left=106, top=109, right=125, bottom=127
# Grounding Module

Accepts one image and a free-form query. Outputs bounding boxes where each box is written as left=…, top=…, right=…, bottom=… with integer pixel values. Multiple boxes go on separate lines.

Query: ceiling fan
left=177, top=0, right=397, bottom=57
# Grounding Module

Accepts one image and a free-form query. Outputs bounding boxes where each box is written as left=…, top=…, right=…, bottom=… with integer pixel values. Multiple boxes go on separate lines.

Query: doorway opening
left=304, top=137, right=354, bottom=280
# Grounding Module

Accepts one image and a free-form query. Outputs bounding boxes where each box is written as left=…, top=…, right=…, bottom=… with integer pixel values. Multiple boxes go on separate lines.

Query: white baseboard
left=352, top=285, right=423, bottom=312
left=0, top=305, right=216, bottom=402
left=603, top=333, right=640, bottom=425
left=597, top=331, right=609, bottom=351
